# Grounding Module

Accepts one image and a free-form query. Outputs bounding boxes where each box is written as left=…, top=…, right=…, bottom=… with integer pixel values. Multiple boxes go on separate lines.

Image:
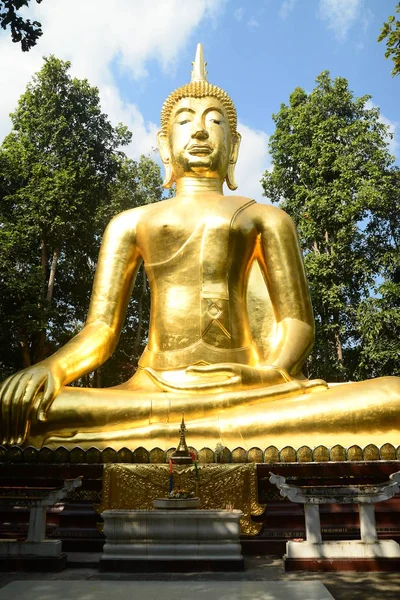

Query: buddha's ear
left=226, top=131, right=241, bottom=191
left=157, top=130, right=175, bottom=189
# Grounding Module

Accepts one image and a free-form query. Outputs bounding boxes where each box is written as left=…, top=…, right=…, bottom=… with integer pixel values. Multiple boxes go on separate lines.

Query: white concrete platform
left=101, top=509, right=243, bottom=561
left=0, top=580, right=335, bottom=600
left=286, top=539, right=400, bottom=559
left=0, top=540, right=62, bottom=557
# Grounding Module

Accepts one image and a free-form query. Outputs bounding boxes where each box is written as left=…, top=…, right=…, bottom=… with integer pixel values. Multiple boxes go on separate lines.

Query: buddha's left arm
left=256, top=206, right=314, bottom=376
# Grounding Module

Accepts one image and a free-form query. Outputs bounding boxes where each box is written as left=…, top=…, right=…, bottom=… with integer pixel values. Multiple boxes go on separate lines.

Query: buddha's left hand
left=145, top=363, right=292, bottom=393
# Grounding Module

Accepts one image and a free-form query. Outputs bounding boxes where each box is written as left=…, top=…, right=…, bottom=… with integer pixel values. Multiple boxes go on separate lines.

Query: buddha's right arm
left=42, top=211, right=142, bottom=384
left=0, top=210, right=142, bottom=442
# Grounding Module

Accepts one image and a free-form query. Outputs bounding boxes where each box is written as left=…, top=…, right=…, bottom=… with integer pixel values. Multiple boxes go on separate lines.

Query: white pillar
left=304, top=503, right=322, bottom=544
left=359, top=503, right=378, bottom=543
left=27, top=506, right=47, bottom=542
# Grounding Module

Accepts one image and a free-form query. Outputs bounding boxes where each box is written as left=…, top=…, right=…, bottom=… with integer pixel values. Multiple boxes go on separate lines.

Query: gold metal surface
left=0, top=44, right=399, bottom=450
left=97, top=462, right=264, bottom=536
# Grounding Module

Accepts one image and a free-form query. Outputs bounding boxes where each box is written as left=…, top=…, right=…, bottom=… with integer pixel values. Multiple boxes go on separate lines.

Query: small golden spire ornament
left=170, top=413, right=193, bottom=464
left=191, top=43, right=208, bottom=82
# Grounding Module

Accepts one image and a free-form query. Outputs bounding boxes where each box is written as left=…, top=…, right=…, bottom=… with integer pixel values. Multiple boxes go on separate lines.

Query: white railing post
left=359, top=503, right=378, bottom=543
left=304, top=503, right=322, bottom=544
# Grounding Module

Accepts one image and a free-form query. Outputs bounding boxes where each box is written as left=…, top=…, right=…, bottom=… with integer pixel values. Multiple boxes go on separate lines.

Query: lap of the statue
left=29, top=374, right=400, bottom=451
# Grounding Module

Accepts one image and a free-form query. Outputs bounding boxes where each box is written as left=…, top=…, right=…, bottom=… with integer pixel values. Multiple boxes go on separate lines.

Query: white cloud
left=318, top=0, right=362, bottom=40
left=0, top=0, right=226, bottom=157
left=247, top=18, right=260, bottom=28
left=365, top=101, right=399, bottom=160
left=225, top=122, right=270, bottom=203
left=234, top=7, right=244, bottom=21
left=0, top=39, right=43, bottom=143
left=279, top=0, right=297, bottom=20
left=361, top=7, right=373, bottom=34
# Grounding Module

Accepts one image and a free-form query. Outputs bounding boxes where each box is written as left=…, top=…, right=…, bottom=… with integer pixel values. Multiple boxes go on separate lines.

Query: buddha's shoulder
left=232, top=197, right=295, bottom=230
left=107, top=199, right=171, bottom=229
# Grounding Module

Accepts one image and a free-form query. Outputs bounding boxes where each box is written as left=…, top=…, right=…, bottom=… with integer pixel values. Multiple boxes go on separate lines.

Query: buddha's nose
left=192, top=127, right=209, bottom=140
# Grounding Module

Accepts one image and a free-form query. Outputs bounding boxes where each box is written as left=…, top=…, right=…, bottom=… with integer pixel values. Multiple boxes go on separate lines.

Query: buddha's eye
left=178, top=119, right=190, bottom=125
left=210, top=119, right=221, bottom=125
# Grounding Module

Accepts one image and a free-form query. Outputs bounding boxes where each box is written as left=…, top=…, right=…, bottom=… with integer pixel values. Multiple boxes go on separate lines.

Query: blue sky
left=0, top=0, right=398, bottom=202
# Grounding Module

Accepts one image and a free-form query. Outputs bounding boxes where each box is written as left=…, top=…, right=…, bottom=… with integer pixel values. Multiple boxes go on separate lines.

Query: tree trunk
left=35, top=246, right=60, bottom=363
left=46, top=247, right=60, bottom=307
left=40, top=236, right=48, bottom=290
left=334, top=330, right=343, bottom=365
left=312, top=240, right=320, bottom=255
left=19, top=338, right=31, bottom=368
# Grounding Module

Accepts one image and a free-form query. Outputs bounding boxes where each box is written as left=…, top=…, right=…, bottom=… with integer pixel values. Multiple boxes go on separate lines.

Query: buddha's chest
left=140, top=201, right=258, bottom=350
left=138, top=205, right=257, bottom=271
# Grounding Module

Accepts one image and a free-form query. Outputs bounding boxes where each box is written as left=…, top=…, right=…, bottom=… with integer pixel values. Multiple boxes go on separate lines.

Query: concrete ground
left=1, top=554, right=400, bottom=600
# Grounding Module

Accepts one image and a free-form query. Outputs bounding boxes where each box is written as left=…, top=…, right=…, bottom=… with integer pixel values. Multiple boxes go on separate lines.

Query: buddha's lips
left=188, top=145, right=212, bottom=155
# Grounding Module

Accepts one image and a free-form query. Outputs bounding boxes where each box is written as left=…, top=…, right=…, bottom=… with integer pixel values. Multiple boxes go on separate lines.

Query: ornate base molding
left=1, top=442, right=400, bottom=464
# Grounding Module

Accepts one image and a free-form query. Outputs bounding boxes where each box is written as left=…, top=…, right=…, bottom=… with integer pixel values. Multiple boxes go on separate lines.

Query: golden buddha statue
left=0, top=45, right=399, bottom=451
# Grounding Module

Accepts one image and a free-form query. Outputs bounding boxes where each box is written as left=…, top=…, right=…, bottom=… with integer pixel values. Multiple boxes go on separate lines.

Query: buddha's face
left=158, top=96, right=240, bottom=186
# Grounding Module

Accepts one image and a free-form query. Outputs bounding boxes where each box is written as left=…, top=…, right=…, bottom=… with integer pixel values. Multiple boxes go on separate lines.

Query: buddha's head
left=158, top=44, right=241, bottom=190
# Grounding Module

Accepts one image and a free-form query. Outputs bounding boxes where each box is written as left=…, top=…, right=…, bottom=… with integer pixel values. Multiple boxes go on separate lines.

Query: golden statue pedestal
left=2, top=444, right=400, bottom=556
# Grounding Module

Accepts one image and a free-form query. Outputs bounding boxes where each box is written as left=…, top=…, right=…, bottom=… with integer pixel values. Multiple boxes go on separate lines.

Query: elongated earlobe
left=225, top=132, right=241, bottom=191
left=162, top=161, right=175, bottom=189
left=157, top=130, right=175, bottom=189
left=226, top=163, right=237, bottom=191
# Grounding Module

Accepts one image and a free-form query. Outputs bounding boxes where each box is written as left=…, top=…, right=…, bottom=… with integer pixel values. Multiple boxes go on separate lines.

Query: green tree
left=378, top=2, right=400, bottom=76
left=0, top=56, right=163, bottom=383
left=0, top=0, right=43, bottom=51
left=261, top=72, right=395, bottom=381
left=356, top=167, right=400, bottom=378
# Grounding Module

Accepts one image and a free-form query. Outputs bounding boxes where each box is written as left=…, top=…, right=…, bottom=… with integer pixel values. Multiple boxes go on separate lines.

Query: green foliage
left=357, top=281, right=400, bottom=379
left=0, top=0, right=43, bottom=51
left=0, top=56, right=163, bottom=383
left=261, top=71, right=397, bottom=381
left=378, top=2, right=400, bottom=76
left=357, top=167, right=400, bottom=378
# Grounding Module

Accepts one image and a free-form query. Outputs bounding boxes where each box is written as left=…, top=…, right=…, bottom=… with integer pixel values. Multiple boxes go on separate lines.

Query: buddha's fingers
left=11, top=372, right=45, bottom=444
left=37, top=375, right=57, bottom=422
left=186, top=364, right=239, bottom=375
left=0, top=373, right=25, bottom=444
left=272, top=367, right=292, bottom=383
left=187, top=363, right=292, bottom=387
left=0, top=375, right=13, bottom=444
left=11, top=372, right=33, bottom=445
left=145, top=367, right=241, bottom=392
left=304, top=378, right=328, bottom=390
left=18, top=373, right=48, bottom=443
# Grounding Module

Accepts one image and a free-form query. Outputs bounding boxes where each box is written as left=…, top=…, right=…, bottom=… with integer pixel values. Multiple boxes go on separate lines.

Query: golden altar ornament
left=0, top=44, right=399, bottom=450
left=98, top=463, right=264, bottom=536
left=170, top=415, right=193, bottom=465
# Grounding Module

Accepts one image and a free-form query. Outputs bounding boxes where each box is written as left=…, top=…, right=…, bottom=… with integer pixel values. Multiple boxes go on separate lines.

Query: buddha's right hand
left=0, top=364, right=64, bottom=445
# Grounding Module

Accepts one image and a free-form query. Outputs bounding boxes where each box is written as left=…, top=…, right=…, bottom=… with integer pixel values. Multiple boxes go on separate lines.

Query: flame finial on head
left=191, top=43, right=208, bottom=83
left=160, top=43, right=237, bottom=136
